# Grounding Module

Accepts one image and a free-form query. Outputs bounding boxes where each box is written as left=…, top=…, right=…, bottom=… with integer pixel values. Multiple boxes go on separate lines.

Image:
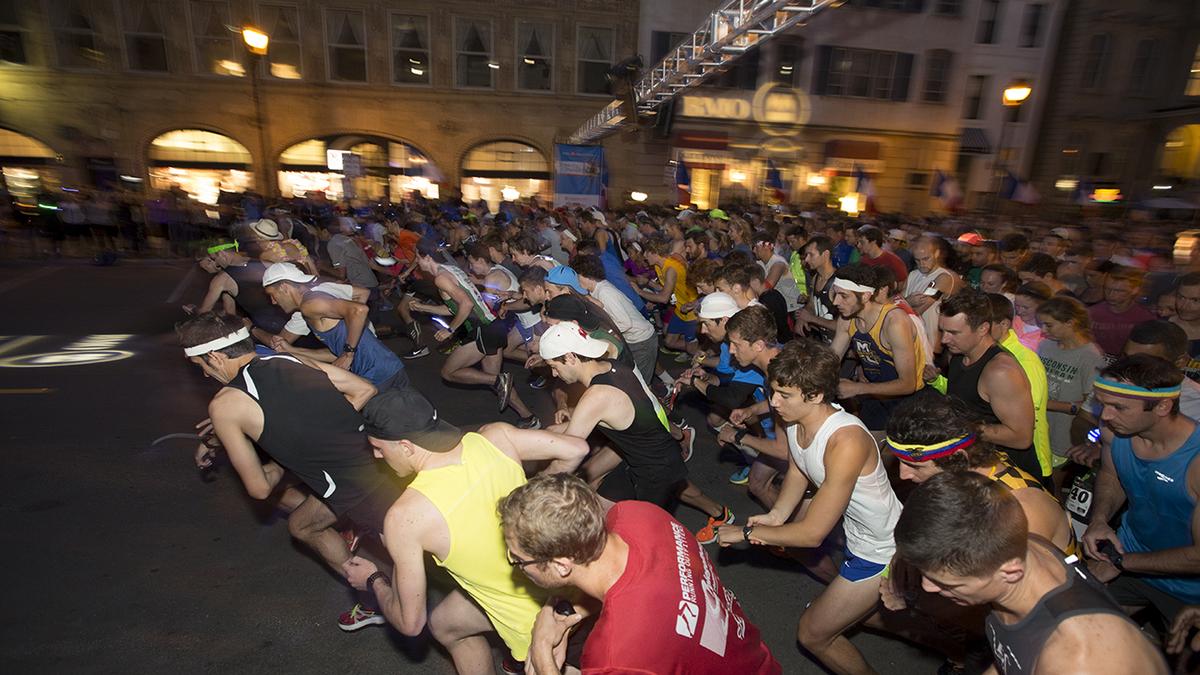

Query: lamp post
left=242, top=27, right=273, bottom=197
left=992, top=79, right=1032, bottom=212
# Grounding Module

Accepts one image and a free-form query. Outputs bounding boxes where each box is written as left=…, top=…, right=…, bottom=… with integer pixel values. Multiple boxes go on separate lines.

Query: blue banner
left=554, top=144, right=605, bottom=208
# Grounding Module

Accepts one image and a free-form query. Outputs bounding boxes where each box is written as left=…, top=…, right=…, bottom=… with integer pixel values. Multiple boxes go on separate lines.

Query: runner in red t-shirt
left=499, top=473, right=781, bottom=675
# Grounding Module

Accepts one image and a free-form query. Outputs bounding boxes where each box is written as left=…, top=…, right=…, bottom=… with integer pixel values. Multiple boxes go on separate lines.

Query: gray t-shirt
left=1039, top=340, right=1105, bottom=455
left=327, top=233, right=378, bottom=289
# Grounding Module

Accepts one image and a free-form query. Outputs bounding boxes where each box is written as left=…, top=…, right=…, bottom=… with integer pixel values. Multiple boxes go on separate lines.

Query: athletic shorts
left=840, top=549, right=889, bottom=583
left=1107, top=573, right=1188, bottom=623
left=513, top=319, right=536, bottom=345
left=665, top=314, right=698, bottom=342
left=597, top=462, right=686, bottom=511
left=708, top=381, right=760, bottom=411
left=340, top=479, right=404, bottom=537
left=475, top=318, right=513, bottom=356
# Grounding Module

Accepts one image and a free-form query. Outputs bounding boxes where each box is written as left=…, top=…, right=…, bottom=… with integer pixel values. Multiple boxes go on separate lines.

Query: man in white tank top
left=717, top=338, right=902, bottom=675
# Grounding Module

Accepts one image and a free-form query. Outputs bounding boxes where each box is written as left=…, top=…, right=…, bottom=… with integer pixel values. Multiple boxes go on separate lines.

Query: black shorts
left=339, top=479, right=404, bottom=536
left=707, top=381, right=760, bottom=412
left=597, top=462, right=686, bottom=511
left=408, top=277, right=441, bottom=303
left=1106, top=573, right=1187, bottom=624
left=475, top=318, right=512, bottom=356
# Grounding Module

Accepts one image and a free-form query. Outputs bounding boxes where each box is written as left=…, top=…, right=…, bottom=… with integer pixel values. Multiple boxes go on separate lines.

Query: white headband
left=184, top=327, right=251, bottom=357
left=561, top=230, right=578, bottom=242
left=832, top=278, right=876, bottom=294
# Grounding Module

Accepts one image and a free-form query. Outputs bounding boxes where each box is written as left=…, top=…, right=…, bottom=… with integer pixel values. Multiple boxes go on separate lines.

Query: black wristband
left=365, top=570, right=390, bottom=590
left=734, top=428, right=749, bottom=445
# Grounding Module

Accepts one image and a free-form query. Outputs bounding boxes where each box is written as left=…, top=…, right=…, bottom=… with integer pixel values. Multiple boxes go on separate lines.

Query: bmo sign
left=678, top=83, right=810, bottom=135
left=681, top=96, right=751, bottom=120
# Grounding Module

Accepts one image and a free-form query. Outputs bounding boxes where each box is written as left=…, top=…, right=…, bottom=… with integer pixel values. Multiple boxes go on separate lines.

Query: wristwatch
left=1111, top=551, right=1125, bottom=571
left=344, top=344, right=357, bottom=353
left=734, top=428, right=749, bottom=445
left=365, top=570, right=390, bottom=589
left=743, top=525, right=755, bottom=544
left=1069, top=403, right=1079, bottom=416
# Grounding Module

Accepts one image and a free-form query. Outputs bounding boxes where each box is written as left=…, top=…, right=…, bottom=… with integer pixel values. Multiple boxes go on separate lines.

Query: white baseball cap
left=538, top=321, right=611, bottom=360
left=698, top=292, right=740, bottom=320
left=262, top=262, right=315, bottom=287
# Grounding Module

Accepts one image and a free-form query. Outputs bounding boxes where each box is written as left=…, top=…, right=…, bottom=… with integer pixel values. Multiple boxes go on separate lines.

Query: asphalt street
left=0, top=259, right=942, bottom=674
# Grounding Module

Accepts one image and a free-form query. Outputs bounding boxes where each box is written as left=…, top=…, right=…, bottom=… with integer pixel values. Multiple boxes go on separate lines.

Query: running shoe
left=337, top=604, right=387, bottom=632
left=528, top=375, right=547, bottom=390
left=400, top=346, right=430, bottom=360
left=406, top=321, right=421, bottom=343
left=500, top=656, right=526, bottom=674
left=674, top=351, right=692, bottom=363
left=729, top=465, right=751, bottom=485
left=339, top=527, right=360, bottom=553
left=516, top=415, right=542, bottom=430
left=659, top=344, right=682, bottom=355
left=493, top=372, right=513, bottom=412
left=678, top=424, right=696, bottom=462
left=695, top=507, right=734, bottom=545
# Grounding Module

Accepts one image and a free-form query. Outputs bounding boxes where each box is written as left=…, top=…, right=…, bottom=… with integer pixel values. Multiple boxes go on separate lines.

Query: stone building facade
left=0, top=0, right=638, bottom=206
left=1028, top=0, right=1200, bottom=206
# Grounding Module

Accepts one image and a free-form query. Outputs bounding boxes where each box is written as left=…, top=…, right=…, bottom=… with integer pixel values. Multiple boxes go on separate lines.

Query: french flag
left=766, top=159, right=786, bottom=202
left=854, top=164, right=877, bottom=213
left=675, top=159, right=691, bottom=206
left=930, top=169, right=963, bottom=211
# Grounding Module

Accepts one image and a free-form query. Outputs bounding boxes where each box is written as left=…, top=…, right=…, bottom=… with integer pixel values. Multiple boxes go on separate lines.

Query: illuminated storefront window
left=0, top=129, right=61, bottom=211
left=277, top=135, right=439, bottom=201
left=147, top=129, right=253, bottom=204
left=460, top=140, right=550, bottom=210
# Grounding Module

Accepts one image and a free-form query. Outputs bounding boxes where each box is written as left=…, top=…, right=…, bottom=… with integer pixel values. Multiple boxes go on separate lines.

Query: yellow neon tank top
left=406, top=432, right=546, bottom=660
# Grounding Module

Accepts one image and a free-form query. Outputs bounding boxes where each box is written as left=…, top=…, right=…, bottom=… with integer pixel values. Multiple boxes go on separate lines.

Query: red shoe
left=337, top=604, right=386, bottom=632
left=340, top=528, right=360, bottom=553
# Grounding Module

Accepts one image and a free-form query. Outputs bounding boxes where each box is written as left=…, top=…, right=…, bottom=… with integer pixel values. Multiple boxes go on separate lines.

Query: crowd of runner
left=171, top=190, right=1200, bottom=674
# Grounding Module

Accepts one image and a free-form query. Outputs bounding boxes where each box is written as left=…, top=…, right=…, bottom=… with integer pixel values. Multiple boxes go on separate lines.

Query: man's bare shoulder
left=1036, top=613, right=1167, bottom=674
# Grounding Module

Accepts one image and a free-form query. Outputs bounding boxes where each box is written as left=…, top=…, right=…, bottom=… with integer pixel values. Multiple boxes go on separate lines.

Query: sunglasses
left=507, top=550, right=551, bottom=568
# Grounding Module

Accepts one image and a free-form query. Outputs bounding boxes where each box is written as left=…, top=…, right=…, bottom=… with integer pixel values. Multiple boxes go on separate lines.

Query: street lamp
left=242, top=27, right=269, bottom=56
left=993, top=79, right=1033, bottom=212
left=1002, top=80, right=1032, bottom=107
left=242, top=27, right=273, bottom=196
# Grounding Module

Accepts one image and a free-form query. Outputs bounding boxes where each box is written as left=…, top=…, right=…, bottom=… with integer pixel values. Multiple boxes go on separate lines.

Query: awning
left=960, top=127, right=991, bottom=154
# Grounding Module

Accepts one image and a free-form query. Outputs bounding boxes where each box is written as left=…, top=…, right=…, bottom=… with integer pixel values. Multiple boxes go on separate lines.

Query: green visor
left=206, top=241, right=239, bottom=255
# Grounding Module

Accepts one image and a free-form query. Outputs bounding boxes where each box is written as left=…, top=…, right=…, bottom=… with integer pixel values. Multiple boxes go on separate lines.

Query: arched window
left=147, top=129, right=252, bottom=204
left=0, top=129, right=60, bottom=209
left=460, top=140, right=550, bottom=209
left=277, top=135, right=439, bottom=200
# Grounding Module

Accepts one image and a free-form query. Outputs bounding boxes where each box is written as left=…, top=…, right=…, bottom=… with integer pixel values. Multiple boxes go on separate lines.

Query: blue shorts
left=840, top=550, right=889, bottom=582
left=514, top=319, right=536, bottom=344
left=666, top=314, right=698, bottom=342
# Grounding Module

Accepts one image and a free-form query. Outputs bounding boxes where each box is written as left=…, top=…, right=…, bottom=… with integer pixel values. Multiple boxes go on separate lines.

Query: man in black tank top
left=537, top=321, right=735, bottom=546
left=895, top=472, right=1166, bottom=674
left=178, top=312, right=404, bottom=628
left=185, top=241, right=300, bottom=345
left=939, top=290, right=1041, bottom=482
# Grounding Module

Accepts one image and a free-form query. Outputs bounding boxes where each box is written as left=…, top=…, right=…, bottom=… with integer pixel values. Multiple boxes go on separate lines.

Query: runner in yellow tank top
left=341, top=388, right=589, bottom=674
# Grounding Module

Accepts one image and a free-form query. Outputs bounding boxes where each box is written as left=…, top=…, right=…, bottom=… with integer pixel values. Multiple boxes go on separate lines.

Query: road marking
left=0, top=266, right=56, bottom=296
left=0, top=336, right=42, bottom=356
left=166, top=265, right=203, bottom=304
left=0, top=388, right=54, bottom=394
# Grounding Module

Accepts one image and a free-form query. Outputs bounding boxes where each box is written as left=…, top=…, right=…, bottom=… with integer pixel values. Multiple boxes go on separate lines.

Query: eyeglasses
left=507, top=550, right=550, bottom=568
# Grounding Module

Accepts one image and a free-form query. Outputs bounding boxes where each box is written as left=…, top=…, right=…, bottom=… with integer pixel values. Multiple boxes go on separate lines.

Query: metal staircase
left=566, top=0, right=843, bottom=144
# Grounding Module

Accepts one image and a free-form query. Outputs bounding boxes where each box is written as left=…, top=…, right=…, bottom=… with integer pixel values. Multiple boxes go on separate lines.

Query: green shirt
left=788, top=250, right=809, bottom=299
left=1000, top=329, right=1052, bottom=477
